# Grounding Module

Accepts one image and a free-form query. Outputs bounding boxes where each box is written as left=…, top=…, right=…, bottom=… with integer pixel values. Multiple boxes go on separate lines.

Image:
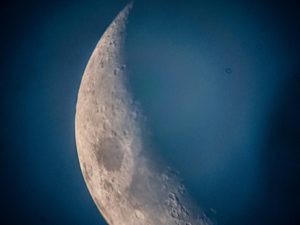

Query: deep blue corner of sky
left=1, top=0, right=300, bottom=225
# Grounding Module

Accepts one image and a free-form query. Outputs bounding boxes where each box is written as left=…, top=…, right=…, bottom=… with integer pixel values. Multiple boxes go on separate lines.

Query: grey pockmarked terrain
left=75, top=3, right=213, bottom=225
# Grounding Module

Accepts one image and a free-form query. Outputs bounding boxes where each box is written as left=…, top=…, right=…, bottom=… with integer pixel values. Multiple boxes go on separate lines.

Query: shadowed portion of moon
left=75, top=3, right=214, bottom=225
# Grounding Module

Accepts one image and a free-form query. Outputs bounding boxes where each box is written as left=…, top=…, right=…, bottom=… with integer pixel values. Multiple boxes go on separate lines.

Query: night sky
left=1, top=0, right=300, bottom=225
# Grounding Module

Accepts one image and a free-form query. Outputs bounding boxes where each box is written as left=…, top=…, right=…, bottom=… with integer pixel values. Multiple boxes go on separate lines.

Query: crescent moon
left=75, top=3, right=213, bottom=225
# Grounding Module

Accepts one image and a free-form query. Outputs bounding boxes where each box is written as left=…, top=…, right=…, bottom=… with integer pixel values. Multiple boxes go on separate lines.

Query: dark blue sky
left=1, top=0, right=300, bottom=225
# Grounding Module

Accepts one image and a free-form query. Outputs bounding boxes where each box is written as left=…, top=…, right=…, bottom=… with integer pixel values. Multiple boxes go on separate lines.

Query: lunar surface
left=75, top=3, right=213, bottom=225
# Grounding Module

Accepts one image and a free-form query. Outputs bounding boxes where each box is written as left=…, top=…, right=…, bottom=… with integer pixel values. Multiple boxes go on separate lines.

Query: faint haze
left=1, top=0, right=300, bottom=225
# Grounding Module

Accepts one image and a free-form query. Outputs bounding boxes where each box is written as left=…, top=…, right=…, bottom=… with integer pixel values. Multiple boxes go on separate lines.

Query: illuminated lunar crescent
left=75, top=3, right=213, bottom=225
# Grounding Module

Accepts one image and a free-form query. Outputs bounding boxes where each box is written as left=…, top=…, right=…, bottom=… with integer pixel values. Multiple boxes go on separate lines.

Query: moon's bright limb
left=75, top=3, right=213, bottom=225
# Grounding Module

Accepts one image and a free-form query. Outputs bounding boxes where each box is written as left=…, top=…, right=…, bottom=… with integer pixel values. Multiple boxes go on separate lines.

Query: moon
left=75, top=3, right=213, bottom=225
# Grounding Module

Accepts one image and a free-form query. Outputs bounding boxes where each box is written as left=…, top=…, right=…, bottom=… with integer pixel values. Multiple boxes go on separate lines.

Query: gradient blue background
left=1, top=0, right=300, bottom=225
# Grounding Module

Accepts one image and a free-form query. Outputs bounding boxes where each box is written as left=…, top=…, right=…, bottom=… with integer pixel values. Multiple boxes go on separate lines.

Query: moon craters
left=165, top=192, right=189, bottom=220
left=135, top=210, right=145, bottom=220
left=95, top=137, right=124, bottom=172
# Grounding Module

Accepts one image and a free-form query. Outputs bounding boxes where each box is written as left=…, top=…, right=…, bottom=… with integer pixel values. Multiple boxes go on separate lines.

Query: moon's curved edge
left=75, top=3, right=133, bottom=225
left=75, top=2, right=215, bottom=225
